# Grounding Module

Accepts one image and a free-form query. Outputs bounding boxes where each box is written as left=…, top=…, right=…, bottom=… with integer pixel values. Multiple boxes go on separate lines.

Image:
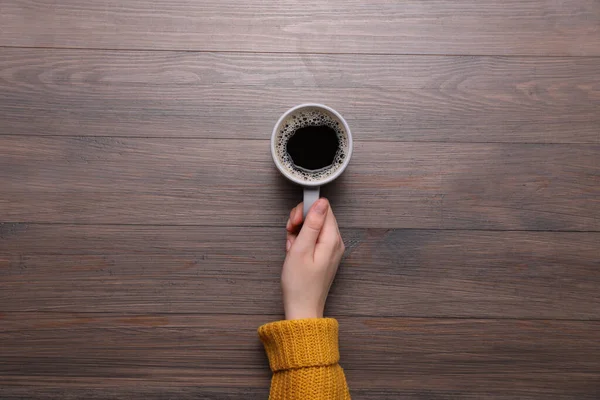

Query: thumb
left=294, top=198, right=329, bottom=254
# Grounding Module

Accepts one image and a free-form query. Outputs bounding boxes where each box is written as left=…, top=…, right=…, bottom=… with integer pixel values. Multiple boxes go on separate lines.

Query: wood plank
left=1, top=313, right=599, bottom=398
left=1, top=386, right=598, bottom=400
left=2, top=387, right=596, bottom=400
left=1, top=49, right=599, bottom=143
left=1, top=0, right=599, bottom=55
left=0, top=387, right=271, bottom=400
left=1, top=137, right=598, bottom=230
left=1, top=225, right=598, bottom=318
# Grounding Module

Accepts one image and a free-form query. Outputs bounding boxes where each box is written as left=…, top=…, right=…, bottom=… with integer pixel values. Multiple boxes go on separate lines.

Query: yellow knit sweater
left=258, top=318, right=351, bottom=400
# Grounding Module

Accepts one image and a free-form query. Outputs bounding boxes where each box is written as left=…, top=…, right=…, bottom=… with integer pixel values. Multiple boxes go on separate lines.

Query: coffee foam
left=275, top=107, right=349, bottom=182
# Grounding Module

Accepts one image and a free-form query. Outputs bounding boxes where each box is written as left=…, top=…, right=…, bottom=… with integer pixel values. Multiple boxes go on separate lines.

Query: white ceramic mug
left=271, top=103, right=353, bottom=217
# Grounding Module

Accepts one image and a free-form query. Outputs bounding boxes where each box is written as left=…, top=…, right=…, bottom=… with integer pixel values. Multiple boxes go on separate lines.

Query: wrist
left=284, top=308, right=323, bottom=320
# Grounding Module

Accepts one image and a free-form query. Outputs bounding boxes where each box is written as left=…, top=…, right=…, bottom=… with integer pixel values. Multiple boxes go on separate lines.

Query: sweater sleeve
left=258, top=318, right=351, bottom=400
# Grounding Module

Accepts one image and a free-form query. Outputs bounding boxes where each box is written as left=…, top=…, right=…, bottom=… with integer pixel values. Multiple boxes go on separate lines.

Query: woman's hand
left=282, top=198, right=345, bottom=320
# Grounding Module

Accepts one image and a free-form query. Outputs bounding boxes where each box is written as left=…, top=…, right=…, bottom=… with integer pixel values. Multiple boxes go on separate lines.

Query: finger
left=294, top=198, right=329, bottom=254
left=316, top=202, right=341, bottom=250
left=286, top=234, right=298, bottom=251
left=292, top=203, right=304, bottom=228
left=286, top=205, right=296, bottom=231
left=286, top=203, right=304, bottom=251
left=285, top=207, right=294, bottom=231
left=286, top=229, right=298, bottom=252
left=286, top=202, right=304, bottom=233
left=332, top=205, right=342, bottom=239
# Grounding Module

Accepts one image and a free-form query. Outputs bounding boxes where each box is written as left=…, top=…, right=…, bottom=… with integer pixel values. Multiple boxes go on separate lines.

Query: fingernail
left=286, top=218, right=291, bottom=230
left=313, top=199, right=328, bottom=215
left=286, top=239, right=292, bottom=251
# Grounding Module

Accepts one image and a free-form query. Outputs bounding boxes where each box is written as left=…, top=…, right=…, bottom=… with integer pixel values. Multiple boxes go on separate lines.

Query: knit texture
left=258, top=318, right=351, bottom=400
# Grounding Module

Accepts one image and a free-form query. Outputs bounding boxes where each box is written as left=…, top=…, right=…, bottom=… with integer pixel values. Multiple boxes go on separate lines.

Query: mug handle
left=303, top=187, right=320, bottom=218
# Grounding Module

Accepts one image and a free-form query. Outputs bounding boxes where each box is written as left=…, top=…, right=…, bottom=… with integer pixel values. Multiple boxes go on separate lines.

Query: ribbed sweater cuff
left=258, top=318, right=340, bottom=372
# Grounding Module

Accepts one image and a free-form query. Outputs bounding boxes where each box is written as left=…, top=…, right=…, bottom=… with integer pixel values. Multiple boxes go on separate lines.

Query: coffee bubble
left=275, top=107, right=349, bottom=182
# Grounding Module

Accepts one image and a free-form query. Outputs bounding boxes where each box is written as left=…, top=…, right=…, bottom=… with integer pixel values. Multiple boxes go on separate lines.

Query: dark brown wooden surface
left=1, top=314, right=599, bottom=398
left=2, top=49, right=599, bottom=143
left=1, top=138, right=598, bottom=229
left=1, top=225, right=599, bottom=319
left=1, top=0, right=600, bottom=55
left=1, top=0, right=599, bottom=399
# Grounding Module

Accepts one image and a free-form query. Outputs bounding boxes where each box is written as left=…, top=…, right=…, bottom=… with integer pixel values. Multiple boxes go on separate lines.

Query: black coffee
left=286, top=125, right=340, bottom=171
left=275, top=108, right=348, bottom=182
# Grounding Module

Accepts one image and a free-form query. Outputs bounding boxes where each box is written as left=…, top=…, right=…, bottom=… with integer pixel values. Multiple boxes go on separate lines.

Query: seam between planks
left=2, top=45, right=600, bottom=58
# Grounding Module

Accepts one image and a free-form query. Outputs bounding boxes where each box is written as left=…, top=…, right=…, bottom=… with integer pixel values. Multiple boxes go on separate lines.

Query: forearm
left=258, top=318, right=351, bottom=400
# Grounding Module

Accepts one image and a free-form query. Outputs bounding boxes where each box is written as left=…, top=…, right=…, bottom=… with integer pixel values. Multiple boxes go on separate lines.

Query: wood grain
left=2, top=387, right=597, bottom=400
left=1, top=313, right=599, bottom=398
left=1, top=225, right=598, bottom=318
left=1, top=49, right=599, bottom=143
left=1, top=137, right=598, bottom=229
left=0, top=387, right=272, bottom=400
left=1, top=0, right=599, bottom=55
left=2, top=0, right=599, bottom=398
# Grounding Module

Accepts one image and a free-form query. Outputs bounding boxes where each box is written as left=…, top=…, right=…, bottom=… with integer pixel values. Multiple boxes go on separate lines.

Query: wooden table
left=1, top=1, right=599, bottom=398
